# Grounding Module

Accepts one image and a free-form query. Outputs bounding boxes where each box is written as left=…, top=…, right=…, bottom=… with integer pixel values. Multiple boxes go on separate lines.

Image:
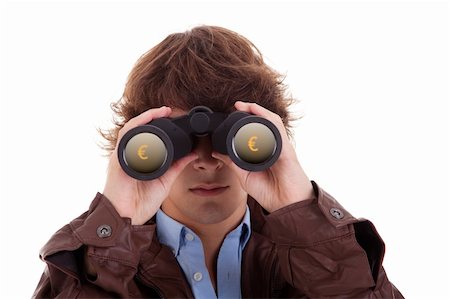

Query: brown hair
left=99, top=25, right=297, bottom=155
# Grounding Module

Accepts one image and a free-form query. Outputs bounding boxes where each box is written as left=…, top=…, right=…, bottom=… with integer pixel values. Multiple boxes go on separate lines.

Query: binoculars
left=117, top=106, right=282, bottom=180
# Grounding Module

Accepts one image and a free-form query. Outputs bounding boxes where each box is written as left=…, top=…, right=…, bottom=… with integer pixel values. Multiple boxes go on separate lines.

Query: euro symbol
left=137, top=145, right=149, bottom=160
left=247, top=136, right=259, bottom=152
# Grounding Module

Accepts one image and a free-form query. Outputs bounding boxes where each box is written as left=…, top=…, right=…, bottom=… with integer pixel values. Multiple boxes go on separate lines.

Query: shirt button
left=185, top=233, right=194, bottom=241
left=193, top=272, right=203, bottom=281
left=330, top=208, right=344, bottom=219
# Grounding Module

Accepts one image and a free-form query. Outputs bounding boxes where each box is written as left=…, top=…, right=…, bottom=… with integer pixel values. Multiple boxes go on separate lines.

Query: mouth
left=189, top=184, right=229, bottom=196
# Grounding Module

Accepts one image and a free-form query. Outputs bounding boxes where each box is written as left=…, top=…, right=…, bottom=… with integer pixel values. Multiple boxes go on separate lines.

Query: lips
left=189, top=184, right=229, bottom=196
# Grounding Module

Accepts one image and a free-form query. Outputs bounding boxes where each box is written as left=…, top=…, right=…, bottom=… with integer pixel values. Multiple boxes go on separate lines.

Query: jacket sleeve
left=262, top=181, right=404, bottom=298
left=32, top=193, right=156, bottom=298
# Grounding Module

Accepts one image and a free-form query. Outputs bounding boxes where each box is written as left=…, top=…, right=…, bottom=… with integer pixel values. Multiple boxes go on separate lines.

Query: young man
left=33, top=25, right=403, bottom=298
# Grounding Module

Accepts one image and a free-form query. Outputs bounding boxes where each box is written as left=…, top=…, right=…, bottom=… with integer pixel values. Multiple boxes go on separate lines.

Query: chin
left=187, top=202, right=234, bottom=224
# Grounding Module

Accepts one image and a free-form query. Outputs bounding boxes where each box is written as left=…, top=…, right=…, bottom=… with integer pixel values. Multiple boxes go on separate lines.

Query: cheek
left=173, top=162, right=195, bottom=184
left=165, top=167, right=190, bottom=199
left=168, top=176, right=188, bottom=197
left=228, top=172, right=244, bottom=190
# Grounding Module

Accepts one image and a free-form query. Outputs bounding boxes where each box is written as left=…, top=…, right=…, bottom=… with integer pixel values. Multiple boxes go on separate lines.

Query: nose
left=192, top=136, right=223, bottom=171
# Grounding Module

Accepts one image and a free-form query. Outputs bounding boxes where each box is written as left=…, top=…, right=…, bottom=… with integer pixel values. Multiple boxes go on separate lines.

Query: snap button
left=97, top=224, right=112, bottom=238
left=330, top=208, right=344, bottom=219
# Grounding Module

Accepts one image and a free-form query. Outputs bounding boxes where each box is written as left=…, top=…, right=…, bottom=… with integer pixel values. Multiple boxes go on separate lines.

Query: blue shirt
left=156, top=207, right=251, bottom=299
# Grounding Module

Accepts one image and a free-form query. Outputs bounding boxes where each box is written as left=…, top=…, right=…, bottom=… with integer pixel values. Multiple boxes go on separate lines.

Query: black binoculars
left=117, top=106, right=282, bottom=180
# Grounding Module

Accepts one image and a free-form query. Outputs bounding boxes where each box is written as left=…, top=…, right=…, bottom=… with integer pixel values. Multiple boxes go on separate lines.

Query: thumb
left=161, top=152, right=199, bottom=183
left=212, top=151, right=233, bottom=167
left=212, top=151, right=249, bottom=179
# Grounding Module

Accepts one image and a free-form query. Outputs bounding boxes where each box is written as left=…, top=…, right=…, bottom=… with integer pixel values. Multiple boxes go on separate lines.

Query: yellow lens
left=232, top=123, right=276, bottom=164
left=124, top=133, right=167, bottom=173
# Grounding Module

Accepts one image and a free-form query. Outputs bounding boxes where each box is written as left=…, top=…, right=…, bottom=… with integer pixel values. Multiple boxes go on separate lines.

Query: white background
left=1, top=0, right=449, bottom=298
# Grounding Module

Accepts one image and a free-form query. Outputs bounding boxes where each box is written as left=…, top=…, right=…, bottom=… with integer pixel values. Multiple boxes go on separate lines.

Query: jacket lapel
left=137, top=233, right=194, bottom=298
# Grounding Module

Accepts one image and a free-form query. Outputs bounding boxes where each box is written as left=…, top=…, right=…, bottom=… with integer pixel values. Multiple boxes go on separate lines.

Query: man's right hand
left=102, top=106, right=197, bottom=225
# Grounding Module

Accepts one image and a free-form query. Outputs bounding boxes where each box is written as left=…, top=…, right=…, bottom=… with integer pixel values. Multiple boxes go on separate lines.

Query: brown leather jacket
left=33, top=181, right=404, bottom=298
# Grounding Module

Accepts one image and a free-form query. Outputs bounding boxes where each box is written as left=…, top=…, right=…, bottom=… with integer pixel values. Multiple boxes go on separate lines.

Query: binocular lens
left=123, top=133, right=168, bottom=174
left=232, top=123, right=277, bottom=164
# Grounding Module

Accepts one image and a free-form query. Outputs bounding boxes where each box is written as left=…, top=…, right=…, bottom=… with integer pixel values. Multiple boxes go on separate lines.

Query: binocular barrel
left=117, top=106, right=282, bottom=180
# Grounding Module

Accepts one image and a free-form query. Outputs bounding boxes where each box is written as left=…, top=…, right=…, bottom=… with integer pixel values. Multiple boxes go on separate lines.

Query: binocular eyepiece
left=117, top=106, right=282, bottom=180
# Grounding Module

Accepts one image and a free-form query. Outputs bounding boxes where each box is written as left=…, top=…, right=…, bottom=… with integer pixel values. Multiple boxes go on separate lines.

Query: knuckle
left=118, top=124, right=128, bottom=135
left=273, top=113, right=283, bottom=122
left=117, top=124, right=131, bottom=139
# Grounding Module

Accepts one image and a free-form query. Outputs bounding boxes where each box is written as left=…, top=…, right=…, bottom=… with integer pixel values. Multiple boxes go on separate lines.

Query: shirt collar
left=156, top=209, right=185, bottom=256
left=156, top=206, right=252, bottom=257
left=240, top=206, right=251, bottom=247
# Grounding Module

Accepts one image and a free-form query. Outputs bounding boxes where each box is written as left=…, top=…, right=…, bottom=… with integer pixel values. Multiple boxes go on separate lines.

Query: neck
left=162, top=201, right=247, bottom=292
left=164, top=202, right=247, bottom=241
left=186, top=204, right=247, bottom=292
left=203, top=209, right=246, bottom=238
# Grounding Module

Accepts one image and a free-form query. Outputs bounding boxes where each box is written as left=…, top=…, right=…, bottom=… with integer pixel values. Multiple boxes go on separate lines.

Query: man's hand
left=102, top=106, right=198, bottom=225
left=213, top=101, right=315, bottom=213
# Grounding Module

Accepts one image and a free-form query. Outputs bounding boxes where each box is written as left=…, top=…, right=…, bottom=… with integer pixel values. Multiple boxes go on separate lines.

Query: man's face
left=161, top=108, right=248, bottom=225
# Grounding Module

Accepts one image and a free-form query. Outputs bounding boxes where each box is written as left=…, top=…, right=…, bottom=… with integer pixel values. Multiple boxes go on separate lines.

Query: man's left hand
left=212, top=101, right=315, bottom=213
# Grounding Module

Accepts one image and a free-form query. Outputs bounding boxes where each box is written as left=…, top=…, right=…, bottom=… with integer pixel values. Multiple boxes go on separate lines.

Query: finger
left=234, top=101, right=278, bottom=119
left=211, top=151, right=249, bottom=178
left=119, top=106, right=172, bottom=139
left=211, top=151, right=234, bottom=168
left=235, top=101, right=288, bottom=141
left=160, top=152, right=199, bottom=184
